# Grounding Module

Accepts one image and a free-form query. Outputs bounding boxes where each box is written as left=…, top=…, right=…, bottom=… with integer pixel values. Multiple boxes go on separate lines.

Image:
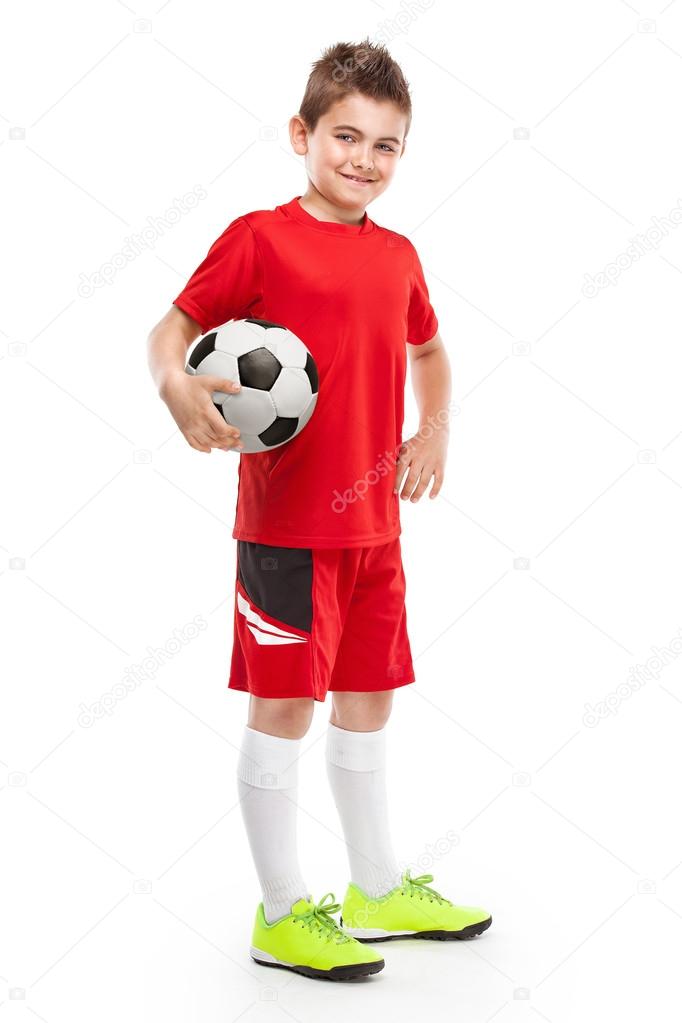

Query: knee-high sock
left=325, top=722, right=401, bottom=898
left=237, top=725, right=309, bottom=923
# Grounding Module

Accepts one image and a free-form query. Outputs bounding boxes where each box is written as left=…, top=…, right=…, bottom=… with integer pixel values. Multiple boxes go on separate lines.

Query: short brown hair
left=298, top=38, right=412, bottom=139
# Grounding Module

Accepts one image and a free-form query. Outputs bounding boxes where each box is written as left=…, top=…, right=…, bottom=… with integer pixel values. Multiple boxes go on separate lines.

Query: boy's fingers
left=394, top=456, right=417, bottom=491
left=211, top=424, right=241, bottom=443
left=198, top=375, right=241, bottom=394
left=188, top=432, right=211, bottom=453
left=410, top=468, right=434, bottom=501
left=394, top=448, right=411, bottom=491
left=430, top=470, right=443, bottom=498
left=209, top=426, right=243, bottom=448
left=205, top=405, right=241, bottom=439
left=399, top=467, right=421, bottom=499
left=198, top=414, right=244, bottom=450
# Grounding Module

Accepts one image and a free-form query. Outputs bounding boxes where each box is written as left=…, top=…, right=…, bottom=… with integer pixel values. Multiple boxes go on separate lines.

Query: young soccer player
left=147, top=38, right=492, bottom=982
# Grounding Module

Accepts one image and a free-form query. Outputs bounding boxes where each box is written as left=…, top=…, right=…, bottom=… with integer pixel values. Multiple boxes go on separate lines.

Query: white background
left=2, top=0, right=682, bottom=1019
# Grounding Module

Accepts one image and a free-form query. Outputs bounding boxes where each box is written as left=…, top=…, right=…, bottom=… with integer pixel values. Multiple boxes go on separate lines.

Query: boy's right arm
left=146, top=306, right=243, bottom=453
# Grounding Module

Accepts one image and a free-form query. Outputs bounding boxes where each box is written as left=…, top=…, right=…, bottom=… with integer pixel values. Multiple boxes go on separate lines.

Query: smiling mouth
left=340, top=173, right=375, bottom=183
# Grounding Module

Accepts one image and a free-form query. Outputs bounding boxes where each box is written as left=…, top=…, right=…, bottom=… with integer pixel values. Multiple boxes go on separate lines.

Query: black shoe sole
left=340, top=915, right=493, bottom=943
left=251, top=955, right=385, bottom=981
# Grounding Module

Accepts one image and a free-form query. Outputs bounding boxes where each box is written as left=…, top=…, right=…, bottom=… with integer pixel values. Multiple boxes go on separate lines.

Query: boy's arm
left=395, top=330, right=451, bottom=501
left=146, top=306, right=244, bottom=453
left=407, top=329, right=451, bottom=429
left=147, top=305, right=202, bottom=397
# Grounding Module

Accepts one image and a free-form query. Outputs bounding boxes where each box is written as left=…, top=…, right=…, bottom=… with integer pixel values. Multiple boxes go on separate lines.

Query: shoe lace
left=295, top=892, right=353, bottom=944
left=401, top=869, right=452, bottom=905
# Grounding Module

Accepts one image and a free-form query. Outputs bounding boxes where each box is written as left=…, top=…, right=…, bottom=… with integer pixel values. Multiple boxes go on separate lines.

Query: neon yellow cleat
left=340, top=869, right=493, bottom=942
left=250, top=891, right=385, bottom=980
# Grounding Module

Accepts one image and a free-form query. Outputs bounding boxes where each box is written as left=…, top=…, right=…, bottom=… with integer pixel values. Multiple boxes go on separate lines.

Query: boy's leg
left=325, top=690, right=402, bottom=898
left=237, top=695, right=313, bottom=923
left=324, top=538, right=412, bottom=898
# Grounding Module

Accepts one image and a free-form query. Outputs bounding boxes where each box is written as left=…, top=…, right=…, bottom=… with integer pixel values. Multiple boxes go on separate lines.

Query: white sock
left=237, top=725, right=309, bottom=924
left=325, top=722, right=402, bottom=899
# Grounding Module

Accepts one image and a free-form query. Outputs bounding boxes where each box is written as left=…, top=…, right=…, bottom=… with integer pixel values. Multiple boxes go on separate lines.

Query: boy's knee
left=329, top=690, right=394, bottom=731
left=247, top=696, right=314, bottom=739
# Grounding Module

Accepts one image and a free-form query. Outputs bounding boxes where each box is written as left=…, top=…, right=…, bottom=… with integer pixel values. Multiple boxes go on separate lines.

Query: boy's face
left=291, top=92, right=407, bottom=211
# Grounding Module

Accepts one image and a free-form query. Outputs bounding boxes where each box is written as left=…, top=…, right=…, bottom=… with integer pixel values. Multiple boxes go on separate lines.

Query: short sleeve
left=406, top=245, right=438, bottom=345
left=172, top=217, right=263, bottom=334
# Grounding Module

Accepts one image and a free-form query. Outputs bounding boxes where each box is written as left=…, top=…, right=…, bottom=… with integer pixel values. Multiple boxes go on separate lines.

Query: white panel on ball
left=297, top=393, right=318, bottom=431
left=270, top=367, right=313, bottom=418
left=262, top=327, right=308, bottom=369
left=194, top=349, right=239, bottom=383
left=216, top=320, right=268, bottom=359
left=221, top=387, right=277, bottom=433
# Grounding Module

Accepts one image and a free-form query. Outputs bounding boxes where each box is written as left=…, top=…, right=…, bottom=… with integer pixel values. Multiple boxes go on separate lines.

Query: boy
left=147, top=39, right=491, bottom=982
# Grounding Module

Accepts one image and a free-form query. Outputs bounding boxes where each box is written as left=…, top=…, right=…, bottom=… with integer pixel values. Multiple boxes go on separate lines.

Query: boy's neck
left=298, top=187, right=366, bottom=227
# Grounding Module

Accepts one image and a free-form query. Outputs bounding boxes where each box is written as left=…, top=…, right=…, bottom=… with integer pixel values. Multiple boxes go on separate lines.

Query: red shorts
left=228, top=537, right=415, bottom=702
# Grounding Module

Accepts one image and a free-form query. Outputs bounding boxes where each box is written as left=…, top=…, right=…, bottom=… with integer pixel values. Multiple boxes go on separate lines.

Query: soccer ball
left=185, top=318, right=319, bottom=453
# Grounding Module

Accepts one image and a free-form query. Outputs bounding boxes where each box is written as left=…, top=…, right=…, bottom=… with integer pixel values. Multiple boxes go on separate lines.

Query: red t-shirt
left=172, top=195, right=439, bottom=549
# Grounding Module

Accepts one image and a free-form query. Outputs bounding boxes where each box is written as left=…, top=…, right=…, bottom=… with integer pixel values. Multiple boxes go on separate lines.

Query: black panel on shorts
left=237, top=541, right=313, bottom=632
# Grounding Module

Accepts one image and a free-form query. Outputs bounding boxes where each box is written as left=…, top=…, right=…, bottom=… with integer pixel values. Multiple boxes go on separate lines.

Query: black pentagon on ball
left=260, top=416, right=298, bottom=446
left=238, top=347, right=281, bottom=390
left=304, top=351, right=319, bottom=394
left=188, top=331, right=217, bottom=369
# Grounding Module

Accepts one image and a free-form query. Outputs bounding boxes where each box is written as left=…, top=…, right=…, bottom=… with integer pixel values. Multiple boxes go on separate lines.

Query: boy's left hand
left=394, top=429, right=448, bottom=502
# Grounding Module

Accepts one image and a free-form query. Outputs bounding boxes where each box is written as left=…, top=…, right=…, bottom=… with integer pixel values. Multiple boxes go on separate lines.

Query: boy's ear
left=289, top=114, right=309, bottom=155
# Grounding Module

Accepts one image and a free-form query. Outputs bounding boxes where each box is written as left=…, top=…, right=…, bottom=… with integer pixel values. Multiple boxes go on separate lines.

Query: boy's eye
left=335, top=134, right=395, bottom=153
